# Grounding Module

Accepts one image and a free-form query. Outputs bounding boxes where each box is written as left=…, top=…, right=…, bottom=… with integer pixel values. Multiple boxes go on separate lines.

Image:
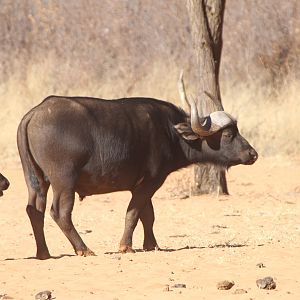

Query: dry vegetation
left=1, top=2, right=300, bottom=299
left=0, top=0, right=300, bottom=164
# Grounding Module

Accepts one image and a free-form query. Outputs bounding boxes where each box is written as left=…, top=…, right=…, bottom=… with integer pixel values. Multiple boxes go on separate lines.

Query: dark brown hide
left=17, top=96, right=257, bottom=259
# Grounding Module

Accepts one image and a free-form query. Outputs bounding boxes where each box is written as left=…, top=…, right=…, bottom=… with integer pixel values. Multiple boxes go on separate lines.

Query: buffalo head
left=175, top=95, right=258, bottom=167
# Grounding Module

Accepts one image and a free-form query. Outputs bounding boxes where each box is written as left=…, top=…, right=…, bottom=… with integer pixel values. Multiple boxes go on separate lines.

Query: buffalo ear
left=174, top=123, right=200, bottom=141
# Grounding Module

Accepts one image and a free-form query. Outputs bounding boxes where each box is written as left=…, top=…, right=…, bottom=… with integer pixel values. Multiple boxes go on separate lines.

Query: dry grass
left=223, top=80, right=300, bottom=157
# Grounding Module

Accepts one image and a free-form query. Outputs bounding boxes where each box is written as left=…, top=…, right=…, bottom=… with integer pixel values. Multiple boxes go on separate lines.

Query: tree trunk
left=186, top=0, right=228, bottom=195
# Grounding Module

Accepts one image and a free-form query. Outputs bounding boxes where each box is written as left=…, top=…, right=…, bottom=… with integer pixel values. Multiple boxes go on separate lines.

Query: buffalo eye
left=223, top=133, right=232, bottom=138
left=222, top=130, right=234, bottom=142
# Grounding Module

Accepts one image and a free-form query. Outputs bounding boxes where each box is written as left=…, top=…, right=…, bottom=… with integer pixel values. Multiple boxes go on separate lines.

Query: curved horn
left=178, top=74, right=233, bottom=136
left=177, top=70, right=191, bottom=110
left=188, top=95, right=214, bottom=136
left=188, top=97, right=235, bottom=136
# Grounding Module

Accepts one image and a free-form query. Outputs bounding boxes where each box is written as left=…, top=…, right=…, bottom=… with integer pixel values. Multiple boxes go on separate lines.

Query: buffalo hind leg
left=26, top=182, right=50, bottom=260
left=50, top=190, right=95, bottom=257
left=139, top=200, right=159, bottom=251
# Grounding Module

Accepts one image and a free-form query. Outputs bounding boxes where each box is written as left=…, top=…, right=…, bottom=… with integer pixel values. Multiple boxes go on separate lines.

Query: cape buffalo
left=0, top=173, right=9, bottom=196
left=17, top=96, right=257, bottom=259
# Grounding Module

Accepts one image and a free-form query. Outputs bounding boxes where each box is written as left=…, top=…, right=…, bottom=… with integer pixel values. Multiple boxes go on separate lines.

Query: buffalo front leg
left=26, top=185, right=50, bottom=260
left=119, top=195, right=142, bottom=253
left=50, top=190, right=95, bottom=257
left=119, top=178, right=165, bottom=253
left=139, top=200, right=159, bottom=251
left=119, top=190, right=154, bottom=253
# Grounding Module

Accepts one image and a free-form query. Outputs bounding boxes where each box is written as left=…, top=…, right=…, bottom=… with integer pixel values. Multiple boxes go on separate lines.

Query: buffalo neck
left=179, top=138, right=206, bottom=165
left=165, top=133, right=206, bottom=173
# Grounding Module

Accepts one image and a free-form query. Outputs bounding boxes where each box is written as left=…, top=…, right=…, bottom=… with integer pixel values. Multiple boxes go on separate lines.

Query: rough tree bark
left=186, top=0, right=228, bottom=195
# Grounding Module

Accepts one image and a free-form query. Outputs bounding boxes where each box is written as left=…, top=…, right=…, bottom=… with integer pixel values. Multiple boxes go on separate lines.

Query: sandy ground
left=0, top=156, right=299, bottom=300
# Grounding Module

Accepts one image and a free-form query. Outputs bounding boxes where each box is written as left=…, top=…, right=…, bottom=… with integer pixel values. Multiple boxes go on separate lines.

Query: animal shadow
left=104, top=243, right=249, bottom=255
left=3, top=253, right=75, bottom=261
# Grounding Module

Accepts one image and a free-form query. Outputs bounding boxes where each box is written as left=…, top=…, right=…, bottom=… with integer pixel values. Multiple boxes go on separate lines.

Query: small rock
left=35, top=290, right=52, bottom=300
left=217, top=280, right=235, bottom=290
left=256, top=262, right=266, bottom=268
left=172, top=283, right=186, bottom=288
left=256, top=277, right=276, bottom=290
left=233, top=288, right=248, bottom=294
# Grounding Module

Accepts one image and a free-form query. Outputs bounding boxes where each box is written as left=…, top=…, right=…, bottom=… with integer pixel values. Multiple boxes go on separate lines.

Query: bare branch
left=204, top=90, right=221, bottom=107
left=177, top=70, right=191, bottom=110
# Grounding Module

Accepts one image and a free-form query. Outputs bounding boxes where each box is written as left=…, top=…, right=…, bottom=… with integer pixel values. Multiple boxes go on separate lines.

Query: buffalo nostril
left=249, top=149, right=258, bottom=160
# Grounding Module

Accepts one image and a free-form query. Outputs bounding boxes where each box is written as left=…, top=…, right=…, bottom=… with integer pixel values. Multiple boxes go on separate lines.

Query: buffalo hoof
left=36, top=251, right=51, bottom=260
left=76, top=248, right=96, bottom=257
left=143, top=244, right=160, bottom=251
left=119, top=245, right=135, bottom=253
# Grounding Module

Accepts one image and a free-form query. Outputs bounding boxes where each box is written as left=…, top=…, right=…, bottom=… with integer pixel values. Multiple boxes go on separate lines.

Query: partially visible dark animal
left=0, top=173, right=9, bottom=197
left=17, top=96, right=257, bottom=259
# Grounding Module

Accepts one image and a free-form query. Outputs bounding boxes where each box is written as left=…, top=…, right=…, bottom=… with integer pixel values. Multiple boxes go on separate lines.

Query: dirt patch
left=0, top=157, right=299, bottom=299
